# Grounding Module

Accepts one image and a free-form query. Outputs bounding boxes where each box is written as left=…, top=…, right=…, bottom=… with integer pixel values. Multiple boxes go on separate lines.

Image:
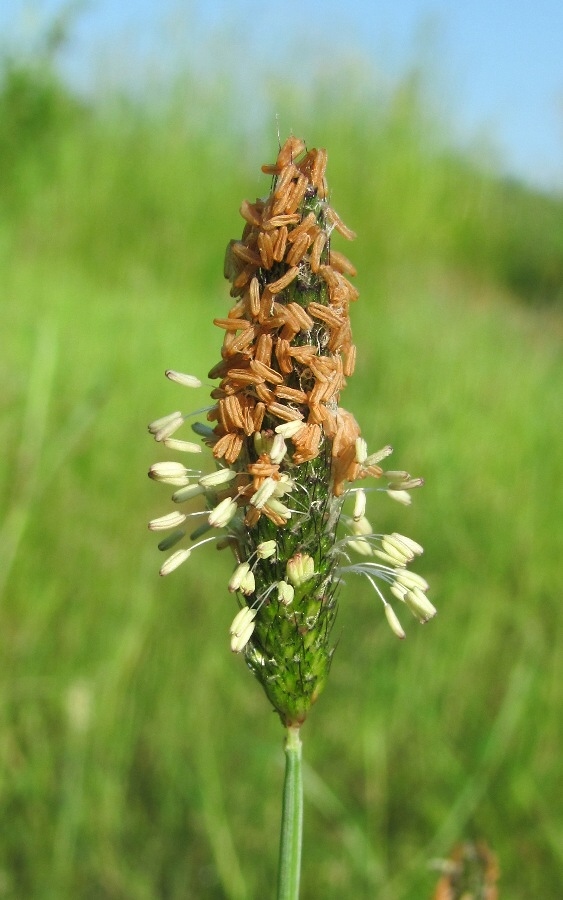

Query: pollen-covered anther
left=286, top=554, right=315, bottom=587
left=229, top=606, right=257, bottom=653
left=148, top=411, right=185, bottom=442
left=165, top=370, right=202, bottom=388
left=198, top=468, right=237, bottom=489
left=347, top=515, right=374, bottom=556
left=148, top=511, right=187, bottom=532
left=250, top=477, right=278, bottom=509
left=163, top=438, right=202, bottom=454
left=263, top=498, right=291, bottom=523
left=229, top=562, right=251, bottom=593
left=277, top=581, right=295, bottom=606
left=353, top=489, right=367, bottom=522
left=384, top=604, right=406, bottom=640
left=208, top=497, right=238, bottom=528
left=256, top=540, right=277, bottom=559
left=159, top=547, right=191, bottom=577
left=403, top=588, right=436, bottom=623
left=148, top=461, right=194, bottom=486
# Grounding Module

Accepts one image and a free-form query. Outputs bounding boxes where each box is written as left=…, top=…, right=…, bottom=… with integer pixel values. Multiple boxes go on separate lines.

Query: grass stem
left=277, top=725, right=303, bottom=900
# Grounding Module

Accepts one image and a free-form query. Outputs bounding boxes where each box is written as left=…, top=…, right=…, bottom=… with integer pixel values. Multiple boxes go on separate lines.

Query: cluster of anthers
left=148, top=136, right=435, bottom=725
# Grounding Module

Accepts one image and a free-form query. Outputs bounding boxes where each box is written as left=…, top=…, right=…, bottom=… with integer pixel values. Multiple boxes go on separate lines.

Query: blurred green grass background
left=1, top=18, right=562, bottom=899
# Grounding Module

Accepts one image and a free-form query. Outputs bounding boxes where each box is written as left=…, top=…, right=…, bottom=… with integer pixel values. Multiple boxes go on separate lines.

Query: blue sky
left=3, top=0, right=563, bottom=190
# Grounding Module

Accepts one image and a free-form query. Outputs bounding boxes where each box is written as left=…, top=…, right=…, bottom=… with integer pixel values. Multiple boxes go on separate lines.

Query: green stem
left=277, top=725, right=303, bottom=900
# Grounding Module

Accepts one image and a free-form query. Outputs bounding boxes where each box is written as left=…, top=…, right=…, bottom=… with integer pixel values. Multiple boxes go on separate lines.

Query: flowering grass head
left=148, top=136, right=434, bottom=726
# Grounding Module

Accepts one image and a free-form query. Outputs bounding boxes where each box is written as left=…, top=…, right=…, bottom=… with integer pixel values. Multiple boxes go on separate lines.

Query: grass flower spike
left=148, top=136, right=434, bottom=728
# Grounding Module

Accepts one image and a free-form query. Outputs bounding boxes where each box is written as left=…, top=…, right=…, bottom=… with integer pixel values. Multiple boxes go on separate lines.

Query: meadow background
left=1, top=11, right=563, bottom=899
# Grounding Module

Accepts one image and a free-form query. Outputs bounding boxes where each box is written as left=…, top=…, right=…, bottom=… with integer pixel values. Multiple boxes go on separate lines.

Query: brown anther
left=254, top=332, right=273, bottom=367
left=310, top=148, right=327, bottom=189
left=225, top=367, right=263, bottom=386
left=250, top=359, right=284, bottom=385
left=343, top=344, right=357, bottom=377
left=309, top=231, right=327, bottom=272
left=274, top=385, right=308, bottom=404
left=257, top=231, right=274, bottom=269
left=328, top=249, right=357, bottom=277
left=231, top=241, right=262, bottom=267
left=276, top=136, right=307, bottom=169
left=213, top=317, right=254, bottom=331
left=229, top=326, right=258, bottom=354
left=286, top=211, right=316, bottom=243
left=268, top=266, right=299, bottom=295
left=239, top=199, right=263, bottom=227
left=266, top=401, right=305, bottom=422
left=324, top=205, right=357, bottom=240
left=307, top=302, right=345, bottom=330
left=272, top=226, right=288, bottom=262
left=285, top=232, right=312, bottom=267
left=253, top=401, right=266, bottom=431
left=284, top=174, right=308, bottom=214
left=248, top=277, right=261, bottom=317
left=289, top=345, right=318, bottom=364
left=275, top=338, right=293, bottom=375
left=262, top=214, right=301, bottom=230
left=247, top=457, right=280, bottom=478
left=213, top=432, right=244, bottom=464
left=274, top=163, right=299, bottom=198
